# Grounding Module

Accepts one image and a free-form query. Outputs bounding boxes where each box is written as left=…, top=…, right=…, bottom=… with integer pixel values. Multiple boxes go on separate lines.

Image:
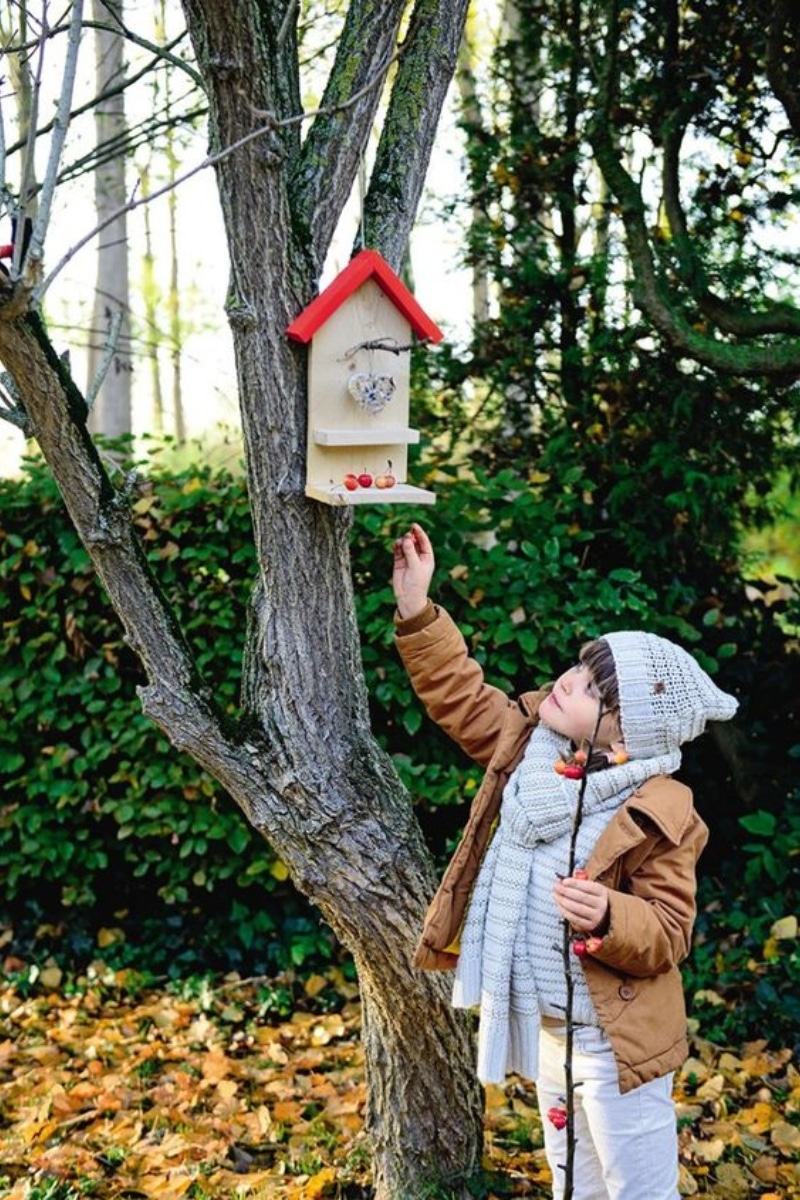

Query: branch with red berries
left=548, top=706, right=614, bottom=1198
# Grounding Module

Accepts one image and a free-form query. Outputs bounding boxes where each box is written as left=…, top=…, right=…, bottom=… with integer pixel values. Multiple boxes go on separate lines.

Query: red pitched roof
left=286, top=249, right=444, bottom=345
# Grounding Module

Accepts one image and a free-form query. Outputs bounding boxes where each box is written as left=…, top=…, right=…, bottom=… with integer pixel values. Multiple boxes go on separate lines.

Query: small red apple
left=375, top=460, right=397, bottom=489
left=357, top=469, right=373, bottom=487
left=343, top=473, right=359, bottom=491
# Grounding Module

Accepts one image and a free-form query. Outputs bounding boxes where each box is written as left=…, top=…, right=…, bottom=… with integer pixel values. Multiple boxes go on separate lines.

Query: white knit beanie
left=603, top=631, right=738, bottom=760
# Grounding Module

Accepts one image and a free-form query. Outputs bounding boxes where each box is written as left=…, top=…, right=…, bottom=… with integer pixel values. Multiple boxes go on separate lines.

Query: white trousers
left=536, top=1024, right=679, bottom=1199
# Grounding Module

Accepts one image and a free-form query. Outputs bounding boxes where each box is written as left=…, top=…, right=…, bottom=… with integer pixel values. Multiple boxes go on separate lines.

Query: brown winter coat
left=395, top=602, right=709, bottom=1094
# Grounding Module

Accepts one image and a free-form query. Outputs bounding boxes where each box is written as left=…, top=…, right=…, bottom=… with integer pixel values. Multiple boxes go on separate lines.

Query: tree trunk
left=87, top=0, right=133, bottom=436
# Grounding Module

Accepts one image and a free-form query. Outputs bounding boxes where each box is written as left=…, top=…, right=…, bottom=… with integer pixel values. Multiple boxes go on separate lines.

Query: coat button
left=618, top=984, right=635, bottom=1000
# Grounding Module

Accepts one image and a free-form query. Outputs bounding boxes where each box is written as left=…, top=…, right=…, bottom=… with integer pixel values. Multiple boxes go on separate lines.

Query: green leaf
left=739, top=811, right=777, bottom=837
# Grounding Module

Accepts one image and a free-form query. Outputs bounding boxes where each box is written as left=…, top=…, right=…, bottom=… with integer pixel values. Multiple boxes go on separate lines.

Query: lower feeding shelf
left=306, top=482, right=436, bottom=506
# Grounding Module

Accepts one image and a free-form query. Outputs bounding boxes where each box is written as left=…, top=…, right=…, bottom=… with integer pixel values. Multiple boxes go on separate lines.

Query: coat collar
left=626, top=777, right=694, bottom=845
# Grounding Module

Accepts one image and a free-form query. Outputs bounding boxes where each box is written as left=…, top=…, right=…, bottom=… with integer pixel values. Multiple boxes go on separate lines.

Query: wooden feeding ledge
left=286, top=249, right=443, bottom=506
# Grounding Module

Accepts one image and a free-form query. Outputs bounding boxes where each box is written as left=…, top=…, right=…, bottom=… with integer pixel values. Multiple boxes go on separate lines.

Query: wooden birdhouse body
left=287, top=250, right=442, bottom=506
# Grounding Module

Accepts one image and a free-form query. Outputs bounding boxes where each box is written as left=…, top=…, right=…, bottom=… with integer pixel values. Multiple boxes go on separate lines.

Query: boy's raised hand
left=392, top=523, right=435, bottom=620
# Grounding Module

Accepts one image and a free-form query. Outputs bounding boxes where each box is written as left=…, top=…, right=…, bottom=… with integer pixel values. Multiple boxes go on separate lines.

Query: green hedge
left=0, top=447, right=332, bottom=976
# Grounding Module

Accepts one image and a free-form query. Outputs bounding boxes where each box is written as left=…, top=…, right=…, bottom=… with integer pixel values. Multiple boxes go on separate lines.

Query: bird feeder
left=286, top=249, right=443, bottom=506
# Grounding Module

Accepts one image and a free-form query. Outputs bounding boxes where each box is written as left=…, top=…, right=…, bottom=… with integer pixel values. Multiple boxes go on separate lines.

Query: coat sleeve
left=591, top=813, right=708, bottom=977
left=394, top=602, right=521, bottom=767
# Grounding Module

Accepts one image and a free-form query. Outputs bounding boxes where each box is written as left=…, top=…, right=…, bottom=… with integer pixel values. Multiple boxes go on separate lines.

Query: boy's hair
left=580, top=637, right=619, bottom=716
left=579, top=638, right=620, bottom=771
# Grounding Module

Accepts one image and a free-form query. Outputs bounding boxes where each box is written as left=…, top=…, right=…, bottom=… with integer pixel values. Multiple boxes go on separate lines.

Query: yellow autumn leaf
left=136, top=1176, right=194, bottom=1198
left=688, top=1135, right=726, bottom=1162
left=770, top=1120, right=800, bottom=1155
left=696, top=1073, right=725, bottom=1102
left=202, top=1045, right=233, bottom=1084
left=216, top=1078, right=238, bottom=1101
left=97, top=927, right=125, bottom=949
left=304, top=973, right=330, bottom=997
left=713, top=1161, right=750, bottom=1197
left=693, top=988, right=726, bottom=1007
left=181, top=477, right=203, bottom=494
left=301, top=1166, right=337, bottom=1198
left=38, top=963, right=63, bottom=990
left=770, top=915, right=797, bottom=940
left=272, top=1098, right=304, bottom=1122
left=132, top=494, right=158, bottom=514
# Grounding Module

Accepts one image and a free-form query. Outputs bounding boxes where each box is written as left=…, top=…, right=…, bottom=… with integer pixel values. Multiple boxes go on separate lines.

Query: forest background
left=0, top=0, right=798, bottom=1196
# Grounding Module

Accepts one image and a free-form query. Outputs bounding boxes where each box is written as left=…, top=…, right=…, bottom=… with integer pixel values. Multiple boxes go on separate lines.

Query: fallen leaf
left=770, top=1120, right=800, bottom=1155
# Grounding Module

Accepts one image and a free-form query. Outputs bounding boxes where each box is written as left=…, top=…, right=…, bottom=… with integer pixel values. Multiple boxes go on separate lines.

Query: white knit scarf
left=452, top=721, right=681, bottom=1083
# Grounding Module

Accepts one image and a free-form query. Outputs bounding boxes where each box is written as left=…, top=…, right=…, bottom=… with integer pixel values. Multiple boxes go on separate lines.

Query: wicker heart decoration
left=347, top=372, right=396, bottom=415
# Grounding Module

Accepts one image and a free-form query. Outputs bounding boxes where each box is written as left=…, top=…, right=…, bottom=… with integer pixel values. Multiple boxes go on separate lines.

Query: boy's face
left=539, top=662, right=621, bottom=749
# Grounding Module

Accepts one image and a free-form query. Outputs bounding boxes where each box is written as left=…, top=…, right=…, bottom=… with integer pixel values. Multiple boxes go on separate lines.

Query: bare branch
left=36, top=115, right=272, bottom=298
left=35, top=49, right=406, bottom=300
left=292, top=0, right=408, bottom=270
left=0, top=370, right=30, bottom=432
left=27, top=0, right=84, bottom=271
left=86, top=308, right=124, bottom=411
left=13, top=4, right=46, bottom=278
left=7, top=20, right=202, bottom=88
left=3, top=33, right=202, bottom=158
left=360, top=0, right=471, bottom=271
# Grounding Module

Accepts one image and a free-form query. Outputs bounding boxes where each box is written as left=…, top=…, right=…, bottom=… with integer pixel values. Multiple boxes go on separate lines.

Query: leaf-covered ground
left=0, top=967, right=797, bottom=1199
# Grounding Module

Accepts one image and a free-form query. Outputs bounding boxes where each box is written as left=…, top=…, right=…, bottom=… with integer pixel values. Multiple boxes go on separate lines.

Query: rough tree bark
left=0, top=1, right=483, bottom=1197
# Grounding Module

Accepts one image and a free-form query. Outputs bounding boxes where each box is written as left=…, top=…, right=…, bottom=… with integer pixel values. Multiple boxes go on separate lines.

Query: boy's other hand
left=392, top=523, right=435, bottom=619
